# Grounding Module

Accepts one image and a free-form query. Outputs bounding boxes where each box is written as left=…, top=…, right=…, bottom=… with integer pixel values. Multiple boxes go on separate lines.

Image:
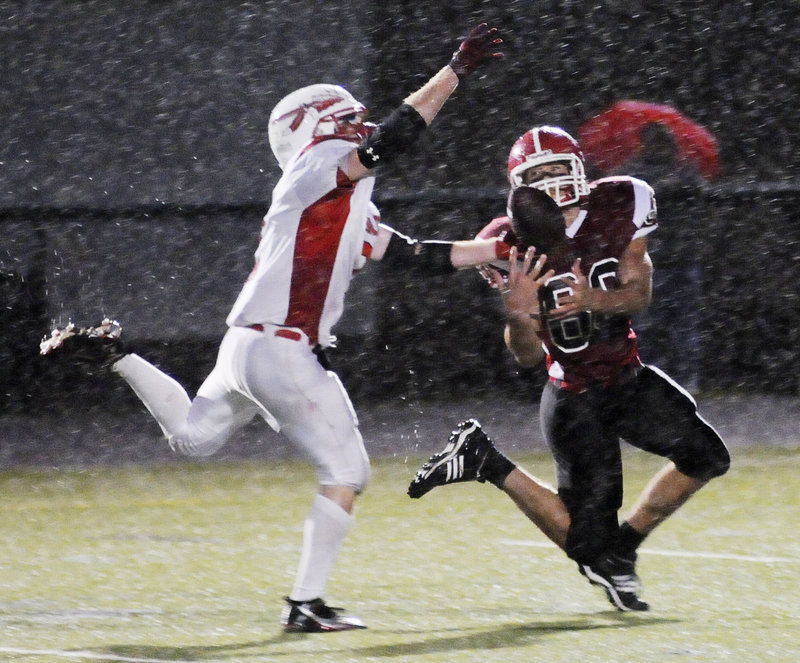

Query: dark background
left=2, top=1, right=799, bottom=418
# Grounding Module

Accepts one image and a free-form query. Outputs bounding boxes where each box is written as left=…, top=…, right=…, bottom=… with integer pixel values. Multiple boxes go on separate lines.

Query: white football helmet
left=507, top=126, right=590, bottom=207
left=268, top=84, right=371, bottom=170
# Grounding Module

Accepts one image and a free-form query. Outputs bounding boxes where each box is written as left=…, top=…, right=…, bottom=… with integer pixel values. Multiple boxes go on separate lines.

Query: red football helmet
left=268, top=84, right=373, bottom=170
left=507, top=126, right=590, bottom=207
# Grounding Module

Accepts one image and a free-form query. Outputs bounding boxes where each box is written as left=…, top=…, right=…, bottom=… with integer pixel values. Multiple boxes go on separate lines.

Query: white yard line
left=499, top=539, right=798, bottom=564
left=2, top=542, right=794, bottom=663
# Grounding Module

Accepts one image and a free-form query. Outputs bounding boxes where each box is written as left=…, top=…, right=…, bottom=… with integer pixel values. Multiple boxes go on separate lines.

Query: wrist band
left=494, top=240, right=512, bottom=260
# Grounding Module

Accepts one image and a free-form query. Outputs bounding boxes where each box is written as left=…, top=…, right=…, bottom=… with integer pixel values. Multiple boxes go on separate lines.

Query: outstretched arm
left=370, top=224, right=512, bottom=273
left=341, top=23, right=503, bottom=181
left=406, top=22, right=503, bottom=123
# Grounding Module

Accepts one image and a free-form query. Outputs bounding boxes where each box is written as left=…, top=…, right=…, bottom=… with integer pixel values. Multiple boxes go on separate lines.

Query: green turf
left=0, top=447, right=798, bottom=662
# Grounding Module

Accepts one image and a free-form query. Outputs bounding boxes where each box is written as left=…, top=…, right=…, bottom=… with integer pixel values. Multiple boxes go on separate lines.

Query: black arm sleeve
left=356, top=104, right=427, bottom=169
left=380, top=227, right=456, bottom=276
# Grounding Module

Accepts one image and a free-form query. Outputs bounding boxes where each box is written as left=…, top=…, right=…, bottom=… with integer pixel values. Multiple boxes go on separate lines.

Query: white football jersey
left=227, top=138, right=376, bottom=347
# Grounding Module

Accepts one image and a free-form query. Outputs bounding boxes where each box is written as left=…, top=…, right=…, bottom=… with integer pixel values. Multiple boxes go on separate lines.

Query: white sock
left=112, top=353, right=191, bottom=438
left=290, top=494, right=353, bottom=602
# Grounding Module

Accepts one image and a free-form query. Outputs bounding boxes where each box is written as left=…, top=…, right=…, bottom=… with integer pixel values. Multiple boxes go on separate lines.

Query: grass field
left=0, top=446, right=798, bottom=663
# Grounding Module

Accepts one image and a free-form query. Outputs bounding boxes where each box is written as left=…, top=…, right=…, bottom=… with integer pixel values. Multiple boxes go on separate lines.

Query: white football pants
left=112, top=324, right=370, bottom=490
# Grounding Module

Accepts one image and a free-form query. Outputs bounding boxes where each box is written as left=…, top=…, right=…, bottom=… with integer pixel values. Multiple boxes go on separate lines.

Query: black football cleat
left=39, top=318, right=127, bottom=368
left=281, top=597, right=366, bottom=633
left=407, top=419, right=496, bottom=498
left=580, top=553, right=650, bottom=612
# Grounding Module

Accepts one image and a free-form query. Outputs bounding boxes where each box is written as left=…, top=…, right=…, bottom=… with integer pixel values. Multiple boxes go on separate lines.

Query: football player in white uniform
left=41, top=23, right=509, bottom=632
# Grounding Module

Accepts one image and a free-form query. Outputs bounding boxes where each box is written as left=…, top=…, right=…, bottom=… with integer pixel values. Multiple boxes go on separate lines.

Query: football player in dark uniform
left=409, top=126, right=730, bottom=612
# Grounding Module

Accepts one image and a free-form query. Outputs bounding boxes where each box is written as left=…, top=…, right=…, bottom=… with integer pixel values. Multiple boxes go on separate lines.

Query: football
left=507, top=186, right=565, bottom=254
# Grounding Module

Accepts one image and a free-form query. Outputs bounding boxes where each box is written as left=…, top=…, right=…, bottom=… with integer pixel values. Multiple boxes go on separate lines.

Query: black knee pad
left=673, top=424, right=731, bottom=481
left=637, top=367, right=731, bottom=481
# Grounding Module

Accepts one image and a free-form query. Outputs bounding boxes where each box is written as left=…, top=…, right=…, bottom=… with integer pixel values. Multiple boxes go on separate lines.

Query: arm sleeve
left=379, top=225, right=455, bottom=276
left=356, top=104, right=428, bottom=169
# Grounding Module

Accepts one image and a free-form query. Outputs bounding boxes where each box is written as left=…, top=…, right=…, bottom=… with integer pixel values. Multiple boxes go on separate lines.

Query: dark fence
left=2, top=180, right=799, bottom=415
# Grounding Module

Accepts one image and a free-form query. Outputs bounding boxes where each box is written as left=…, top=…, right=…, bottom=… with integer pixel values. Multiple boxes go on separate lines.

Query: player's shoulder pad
left=590, top=175, right=655, bottom=202
left=289, top=136, right=361, bottom=182
left=588, top=176, right=656, bottom=229
left=298, top=135, right=357, bottom=161
left=590, top=174, right=650, bottom=191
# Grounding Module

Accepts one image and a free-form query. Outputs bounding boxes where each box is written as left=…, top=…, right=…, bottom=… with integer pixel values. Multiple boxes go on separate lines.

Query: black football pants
left=539, top=365, right=730, bottom=565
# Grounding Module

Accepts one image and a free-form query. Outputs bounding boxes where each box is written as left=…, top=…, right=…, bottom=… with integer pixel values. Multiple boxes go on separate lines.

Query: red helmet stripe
left=275, top=98, right=344, bottom=133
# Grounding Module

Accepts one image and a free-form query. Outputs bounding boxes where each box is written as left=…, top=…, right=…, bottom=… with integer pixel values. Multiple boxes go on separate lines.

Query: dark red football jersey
left=538, top=176, right=658, bottom=389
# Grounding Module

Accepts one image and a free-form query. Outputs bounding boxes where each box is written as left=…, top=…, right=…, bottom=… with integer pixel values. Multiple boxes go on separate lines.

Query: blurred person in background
left=610, top=122, right=708, bottom=390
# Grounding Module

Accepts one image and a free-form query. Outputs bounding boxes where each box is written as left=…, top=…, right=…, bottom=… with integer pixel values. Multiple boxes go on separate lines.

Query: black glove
left=449, top=23, right=503, bottom=80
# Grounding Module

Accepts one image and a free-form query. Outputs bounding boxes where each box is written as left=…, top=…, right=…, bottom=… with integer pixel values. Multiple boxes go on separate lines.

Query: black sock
left=616, top=521, right=646, bottom=557
left=480, top=447, right=517, bottom=489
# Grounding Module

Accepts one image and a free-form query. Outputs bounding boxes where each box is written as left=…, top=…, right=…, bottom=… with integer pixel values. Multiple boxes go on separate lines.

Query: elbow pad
left=357, top=104, right=427, bottom=169
left=382, top=228, right=455, bottom=276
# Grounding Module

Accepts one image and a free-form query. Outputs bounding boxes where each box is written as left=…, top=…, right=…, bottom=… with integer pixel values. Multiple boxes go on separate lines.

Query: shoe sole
left=283, top=621, right=366, bottom=633
left=580, top=564, right=649, bottom=612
